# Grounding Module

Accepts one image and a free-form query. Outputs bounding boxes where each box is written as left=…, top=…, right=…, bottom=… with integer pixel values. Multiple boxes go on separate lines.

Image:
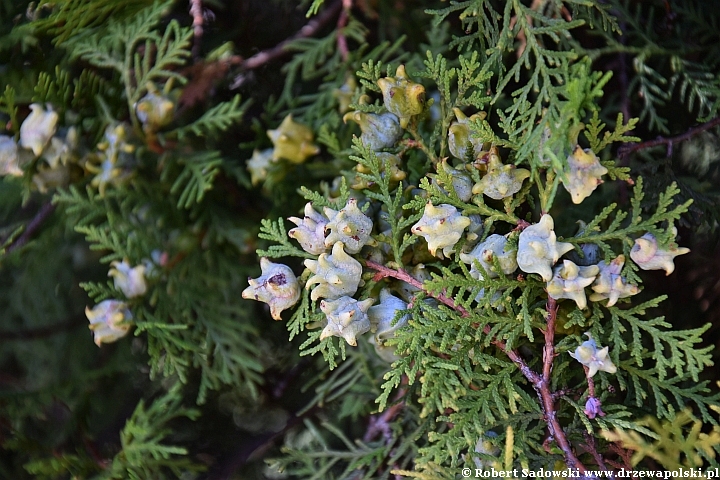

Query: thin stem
left=403, top=129, right=438, bottom=163
left=189, top=0, right=204, bottom=59
left=363, top=393, right=405, bottom=443
left=3, top=201, right=56, bottom=256
left=464, top=201, right=520, bottom=225
left=619, top=116, right=720, bottom=160
left=336, top=0, right=352, bottom=62
left=537, top=297, right=584, bottom=470
left=606, top=443, right=634, bottom=471
left=584, top=366, right=596, bottom=398
left=236, top=0, right=343, bottom=72
left=582, top=433, right=609, bottom=471
left=123, top=47, right=142, bottom=135
left=542, top=297, right=558, bottom=382
left=366, top=260, right=467, bottom=316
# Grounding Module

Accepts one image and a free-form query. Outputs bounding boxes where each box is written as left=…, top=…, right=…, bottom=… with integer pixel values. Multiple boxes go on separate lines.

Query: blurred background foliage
left=0, top=0, right=719, bottom=478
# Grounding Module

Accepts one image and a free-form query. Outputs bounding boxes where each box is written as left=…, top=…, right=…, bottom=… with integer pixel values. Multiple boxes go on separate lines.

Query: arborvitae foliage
left=1, top=1, right=719, bottom=479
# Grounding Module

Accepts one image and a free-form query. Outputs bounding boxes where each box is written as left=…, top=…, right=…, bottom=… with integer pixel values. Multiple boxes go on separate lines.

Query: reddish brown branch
left=367, top=260, right=469, bottom=316
left=365, top=260, right=535, bottom=379
left=582, top=433, right=609, bottom=471
left=364, top=261, right=586, bottom=471
left=3, top=201, right=56, bottom=256
left=189, top=0, right=204, bottom=58
left=538, top=297, right=585, bottom=470
left=619, top=116, right=720, bottom=160
left=552, top=387, right=576, bottom=400
left=363, top=399, right=404, bottom=443
left=236, top=0, right=343, bottom=73
left=513, top=219, right=531, bottom=231
left=584, top=366, right=596, bottom=398
left=336, top=0, right=352, bottom=62
left=542, top=297, right=558, bottom=382
left=606, top=443, right=634, bottom=471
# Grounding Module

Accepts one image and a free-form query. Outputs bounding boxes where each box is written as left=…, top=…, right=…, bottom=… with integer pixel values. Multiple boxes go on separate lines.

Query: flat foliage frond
left=34, top=0, right=153, bottom=44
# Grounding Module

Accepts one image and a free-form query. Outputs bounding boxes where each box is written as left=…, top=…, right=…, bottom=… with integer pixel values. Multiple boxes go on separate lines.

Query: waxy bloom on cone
left=304, top=242, right=362, bottom=301
left=343, top=110, right=402, bottom=151
left=546, top=260, right=599, bottom=310
left=288, top=202, right=328, bottom=255
left=517, top=214, right=573, bottom=282
left=246, top=148, right=274, bottom=186
left=0, top=135, right=22, bottom=177
left=109, top=260, right=148, bottom=298
left=590, top=255, right=639, bottom=306
left=562, top=146, right=607, bottom=204
left=472, top=149, right=530, bottom=200
left=319, top=296, right=374, bottom=346
left=20, top=103, right=58, bottom=156
left=324, top=198, right=374, bottom=254
left=242, top=258, right=301, bottom=320
left=630, top=230, right=690, bottom=276
left=570, top=333, right=617, bottom=378
left=460, top=234, right=518, bottom=280
left=411, top=202, right=470, bottom=258
left=86, top=300, right=132, bottom=346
